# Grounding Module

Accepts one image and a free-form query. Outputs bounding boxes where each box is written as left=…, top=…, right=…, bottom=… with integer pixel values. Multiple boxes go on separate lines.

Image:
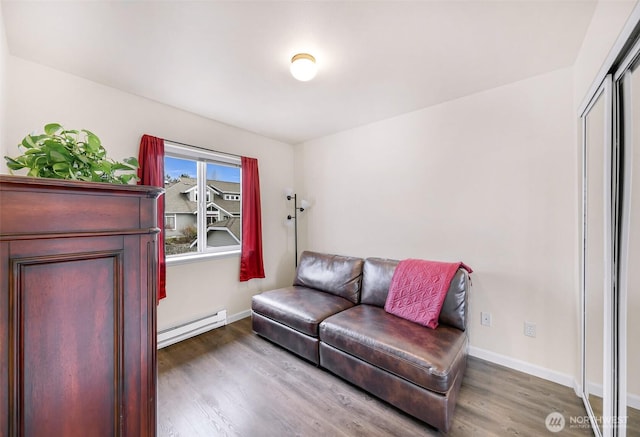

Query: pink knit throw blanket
left=384, top=259, right=472, bottom=329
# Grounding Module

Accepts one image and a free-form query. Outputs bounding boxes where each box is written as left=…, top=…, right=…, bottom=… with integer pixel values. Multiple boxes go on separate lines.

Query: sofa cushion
left=252, top=286, right=355, bottom=337
left=361, top=257, right=469, bottom=331
left=252, top=312, right=321, bottom=363
left=319, top=305, right=468, bottom=394
left=361, top=257, right=399, bottom=306
left=293, top=251, right=364, bottom=304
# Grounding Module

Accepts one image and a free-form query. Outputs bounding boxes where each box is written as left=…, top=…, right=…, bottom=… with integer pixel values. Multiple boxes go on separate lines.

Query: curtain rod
left=164, top=138, right=244, bottom=160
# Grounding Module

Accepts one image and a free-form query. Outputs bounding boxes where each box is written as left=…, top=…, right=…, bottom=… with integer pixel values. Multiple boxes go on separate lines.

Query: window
left=164, top=214, right=176, bottom=230
left=164, top=142, right=241, bottom=260
left=192, top=190, right=211, bottom=202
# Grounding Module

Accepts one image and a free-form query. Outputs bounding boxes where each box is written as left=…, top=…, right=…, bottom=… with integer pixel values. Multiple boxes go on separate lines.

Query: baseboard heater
left=157, top=310, right=227, bottom=349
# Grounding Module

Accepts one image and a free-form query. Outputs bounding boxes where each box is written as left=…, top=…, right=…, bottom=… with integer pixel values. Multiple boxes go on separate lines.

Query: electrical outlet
left=481, top=312, right=491, bottom=327
left=524, top=321, right=537, bottom=338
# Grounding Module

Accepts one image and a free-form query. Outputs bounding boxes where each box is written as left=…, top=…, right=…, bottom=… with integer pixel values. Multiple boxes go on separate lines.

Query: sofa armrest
left=439, top=269, right=470, bottom=331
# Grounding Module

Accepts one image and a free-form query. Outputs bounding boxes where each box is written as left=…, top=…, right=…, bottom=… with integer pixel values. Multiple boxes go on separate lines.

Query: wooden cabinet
left=0, top=175, right=162, bottom=437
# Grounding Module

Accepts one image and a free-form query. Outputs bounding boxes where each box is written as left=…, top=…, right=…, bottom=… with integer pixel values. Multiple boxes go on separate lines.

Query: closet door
left=578, top=7, right=640, bottom=435
left=617, top=50, right=640, bottom=437
left=581, top=76, right=615, bottom=437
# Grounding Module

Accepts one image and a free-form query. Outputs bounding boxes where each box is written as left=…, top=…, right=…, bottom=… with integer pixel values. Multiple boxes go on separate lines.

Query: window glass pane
left=205, top=162, right=241, bottom=249
left=164, top=150, right=241, bottom=258
left=584, top=89, right=606, bottom=429
left=623, top=61, right=640, bottom=434
left=164, top=156, right=199, bottom=256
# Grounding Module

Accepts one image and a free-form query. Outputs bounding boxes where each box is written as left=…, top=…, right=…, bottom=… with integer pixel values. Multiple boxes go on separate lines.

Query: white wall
left=295, top=68, right=578, bottom=377
left=4, top=56, right=297, bottom=331
left=0, top=2, right=8, bottom=168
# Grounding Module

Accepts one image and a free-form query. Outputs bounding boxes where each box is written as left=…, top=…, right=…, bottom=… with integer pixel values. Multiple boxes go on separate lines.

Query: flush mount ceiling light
left=290, top=53, right=317, bottom=82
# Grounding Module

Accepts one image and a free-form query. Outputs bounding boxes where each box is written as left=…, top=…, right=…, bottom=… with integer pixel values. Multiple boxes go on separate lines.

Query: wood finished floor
left=588, top=396, right=640, bottom=436
left=158, top=317, right=593, bottom=436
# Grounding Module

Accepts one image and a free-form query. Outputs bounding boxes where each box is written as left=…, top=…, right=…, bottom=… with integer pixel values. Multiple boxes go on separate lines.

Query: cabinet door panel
left=19, top=255, right=122, bottom=436
left=7, top=239, right=125, bottom=437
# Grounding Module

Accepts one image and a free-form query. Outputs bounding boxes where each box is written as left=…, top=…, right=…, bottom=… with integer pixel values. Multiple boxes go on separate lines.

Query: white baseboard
left=469, top=346, right=579, bottom=394
left=587, top=381, right=603, bottom=398
left=228, top=309, right=251, bottom=324
left=584, top=383, right=640, bottom=410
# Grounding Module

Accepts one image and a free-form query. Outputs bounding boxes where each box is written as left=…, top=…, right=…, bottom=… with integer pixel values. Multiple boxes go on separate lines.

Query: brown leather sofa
left=251, top=251, right=471, bottom=432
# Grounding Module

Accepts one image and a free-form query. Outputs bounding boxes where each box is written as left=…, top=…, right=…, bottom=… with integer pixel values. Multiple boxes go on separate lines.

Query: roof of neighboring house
left=165, top=179, right=197, bottom=214
left=209, top=180, right=240, bottom=194
left=208, top=217, right=240, bottom=240
left=165, top=177, right=241, bottom=215
left=211, top=198, right=240, bottom=215
left=208, top=180, right=241, bottom=214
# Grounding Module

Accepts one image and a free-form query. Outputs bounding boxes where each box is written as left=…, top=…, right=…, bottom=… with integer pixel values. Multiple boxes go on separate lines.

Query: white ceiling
left=2, top=1, right=596, bottom=144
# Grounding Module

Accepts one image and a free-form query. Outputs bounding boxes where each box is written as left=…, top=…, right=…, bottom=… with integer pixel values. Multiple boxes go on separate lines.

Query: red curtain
left=138, top=134, right=166, bottom=301
left=239, top=156, right=265, bottom=281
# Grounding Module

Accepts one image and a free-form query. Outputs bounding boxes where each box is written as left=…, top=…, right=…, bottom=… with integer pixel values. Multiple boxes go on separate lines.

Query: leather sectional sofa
left=251, top=251, right=471, bottom=432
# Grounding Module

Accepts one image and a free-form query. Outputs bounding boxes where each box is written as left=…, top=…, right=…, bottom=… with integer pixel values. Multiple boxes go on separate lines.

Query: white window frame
left=164, top=214, right=177, bottom=231
left=165, top=142, right=242, bottom=265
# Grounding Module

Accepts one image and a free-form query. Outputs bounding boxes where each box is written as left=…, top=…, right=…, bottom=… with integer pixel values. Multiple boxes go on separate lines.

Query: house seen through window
left=164, top=143, right=241, bottom=258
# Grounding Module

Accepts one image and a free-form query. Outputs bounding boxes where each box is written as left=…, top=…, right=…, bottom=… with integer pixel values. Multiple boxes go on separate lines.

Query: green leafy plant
left=4, top=123, right=139, bottom=184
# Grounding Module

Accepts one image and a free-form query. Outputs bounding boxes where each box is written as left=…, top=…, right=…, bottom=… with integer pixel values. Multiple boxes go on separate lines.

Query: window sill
left=166, top=250, right=240, bottom=267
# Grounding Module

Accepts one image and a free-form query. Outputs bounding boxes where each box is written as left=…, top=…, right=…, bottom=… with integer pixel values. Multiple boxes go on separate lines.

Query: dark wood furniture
left=0, top=175, right=161, bottom=437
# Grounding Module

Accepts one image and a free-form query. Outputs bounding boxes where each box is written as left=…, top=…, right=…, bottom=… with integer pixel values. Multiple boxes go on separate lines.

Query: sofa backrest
left=361, top=257, right=470, bottom=331
left=360, top=257, right=399, bottom=306
left=293, top=251, right=364, bottom=304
